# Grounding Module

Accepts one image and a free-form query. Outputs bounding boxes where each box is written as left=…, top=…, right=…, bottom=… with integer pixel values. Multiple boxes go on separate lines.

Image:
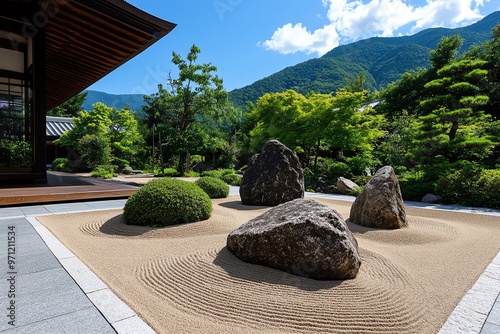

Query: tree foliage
left=142, top=44, right=237, bottom=173
left=55, top=102, right=142, bottom=170
left=413, top=58, right=492, bottom=163
left=47, top=92, right=87, bottom=117
left=241, top=86, right=384, bottom=171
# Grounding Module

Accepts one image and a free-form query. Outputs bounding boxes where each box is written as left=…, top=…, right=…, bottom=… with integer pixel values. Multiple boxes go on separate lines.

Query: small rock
left=312, top=177, right=337, bottom=194
left=336, top=177, right=359, bottom=195
left=123, top=166, right=142, bottom=174
left=422, top=193, right=443, bottom=204
left=227, top=198, right=361, bottom=280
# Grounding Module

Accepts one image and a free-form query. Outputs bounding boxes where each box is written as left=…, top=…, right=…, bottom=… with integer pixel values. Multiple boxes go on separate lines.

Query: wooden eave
left=44, top=0, right=176, bottom=110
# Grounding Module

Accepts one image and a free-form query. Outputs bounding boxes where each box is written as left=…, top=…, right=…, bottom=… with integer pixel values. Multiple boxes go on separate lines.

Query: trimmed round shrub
left=52, top=157, right=72, bottom=172
left=195, top=176, right=229, bottom=198
left=123, top=178, right=212, bottom=227
left=221, top=173, right=241, bottom=186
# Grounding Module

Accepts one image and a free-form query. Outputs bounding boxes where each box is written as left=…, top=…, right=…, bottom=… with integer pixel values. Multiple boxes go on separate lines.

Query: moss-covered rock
left=123, top=178, right=212, bottom=227
left=195, top=176, right=229, bottom=198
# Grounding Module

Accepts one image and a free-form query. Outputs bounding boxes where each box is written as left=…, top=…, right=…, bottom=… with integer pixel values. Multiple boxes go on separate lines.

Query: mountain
left=228, top=11, right=500, bottom=110
left=83, top=90, right=145, bottom=112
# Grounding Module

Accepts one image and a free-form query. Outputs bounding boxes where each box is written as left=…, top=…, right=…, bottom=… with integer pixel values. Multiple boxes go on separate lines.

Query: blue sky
left=88, top=0, right=500, bottom=96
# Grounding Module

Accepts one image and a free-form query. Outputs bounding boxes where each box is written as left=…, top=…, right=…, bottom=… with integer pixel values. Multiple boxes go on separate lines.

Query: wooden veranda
left=0, top=171, right=139, bottom=206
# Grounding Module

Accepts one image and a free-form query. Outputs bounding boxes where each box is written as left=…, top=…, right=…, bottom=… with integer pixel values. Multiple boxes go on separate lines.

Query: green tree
left=484, top=24, right=500, bottom=120
left=47, top=92, right=88, bottom=117
left=242, top=88, right=384, bottom=171
left=143, top=44, right=229, bottom=174
left=55, top=102, right=143, bottom=170
left=108, top=106, right=144, bottom=168
left=56, top=102, right=112, bottom=169
left=320, top=89, right=384, bottom=167
left=378, top=35, right=464, bottom=119
left=377, top=69, right=430, bottom=118
left=429, top=35, right=463, bottom=71
left=413, top=58, right=493, bottom=163
left=376, top=111, right=418, bottom=167
left=78, top=133, right=111, bottom=170
left=246, top=90, right=308, bottom=152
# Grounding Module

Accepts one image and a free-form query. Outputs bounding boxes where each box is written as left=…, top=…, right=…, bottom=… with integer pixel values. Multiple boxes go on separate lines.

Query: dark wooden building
left=0, top=0, right=176, bottom=184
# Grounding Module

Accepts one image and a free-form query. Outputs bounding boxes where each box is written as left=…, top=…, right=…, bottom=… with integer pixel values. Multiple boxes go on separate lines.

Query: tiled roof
left=46, top=116, right=74, bottom=137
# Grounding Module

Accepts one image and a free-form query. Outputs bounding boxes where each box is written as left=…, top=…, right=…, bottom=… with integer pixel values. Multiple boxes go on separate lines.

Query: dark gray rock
left=239, top=140, right=304, bottom=206
left=192, top=161, right=213, bottom=173
left=122, top=166, right=141, bottom=174
left=227, top=198, right=361, bottom=280
left=349, top=166, right=407, bottom=229
left=336, top=177, right=359, bottom=195
left=421, top=193, right=443, bottom=204
left=312, top=177, right=337, bottom=194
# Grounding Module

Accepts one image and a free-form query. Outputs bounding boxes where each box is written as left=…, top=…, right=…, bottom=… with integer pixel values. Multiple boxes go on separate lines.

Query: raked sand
left=37, top=196, right=500, bottom=334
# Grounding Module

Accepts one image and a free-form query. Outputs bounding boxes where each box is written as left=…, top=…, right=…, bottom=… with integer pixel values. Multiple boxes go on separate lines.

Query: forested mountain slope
left=229, top=11, right=500, bottom=109
left=83, top=90, right=145, bottom=112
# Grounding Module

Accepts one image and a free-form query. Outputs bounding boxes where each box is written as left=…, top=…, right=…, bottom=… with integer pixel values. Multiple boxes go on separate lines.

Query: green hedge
left=90, top=165, right=117, bottom=179
left=435, top=165, right=500, bottom=209
left=201, top=169, right=235, bottom=179
left=123, top=178, right=212, bottom=226
left=195, top=176, right=229, bottom=198
left=221, top=173, right=241, bottom=186
left=200, top=169, right=241, bottom=186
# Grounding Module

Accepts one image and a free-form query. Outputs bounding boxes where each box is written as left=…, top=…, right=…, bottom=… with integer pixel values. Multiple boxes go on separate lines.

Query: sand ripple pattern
left=348, top=216, right=459, bottom=245
left=136, top=247, right=426, bottom=334
left=79, top=209, right=238, bottom=239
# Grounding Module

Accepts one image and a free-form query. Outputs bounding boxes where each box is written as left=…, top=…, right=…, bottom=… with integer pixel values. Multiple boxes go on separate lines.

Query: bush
left=162, top=168, right=180, bottom=177
left=0, top=140, right=32, bottom=168
left=434, top=161, right=483, bottom=205
left=123, top=178, right=212, bottom=226
left=90, top=165, right=117, bottom=179
left=201, top=168, right=236, bottom=179
left=346, top=156, right=378, bottom=177
left=52, top=158, right=70, bottom=172
left=398, top=170, right=435, bottom=201
left=195, top=176, right=229, bottom=198
left=314, top=157, right=352, bottom=179
left=184, top=170, right=200, bottom=177
left=222, top=173, right=241, bottom=186
left=352, top=175, right=372, bottom=187
left=349, top=186, right=364, bottom=197
left=474, top=169, right=500, bottom=209
left=328, top=161, right=352, bottom=179
left=435, top=163, right=500, bottom=209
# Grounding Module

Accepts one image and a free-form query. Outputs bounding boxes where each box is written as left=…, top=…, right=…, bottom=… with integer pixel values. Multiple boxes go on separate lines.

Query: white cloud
left=261, top=0, right=489, bottom=56
left=259, top=23, right=339, bottom=55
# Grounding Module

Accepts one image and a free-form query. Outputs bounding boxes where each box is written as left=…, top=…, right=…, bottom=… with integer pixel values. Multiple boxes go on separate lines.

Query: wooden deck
left=0, top=171, right=140, bottom=206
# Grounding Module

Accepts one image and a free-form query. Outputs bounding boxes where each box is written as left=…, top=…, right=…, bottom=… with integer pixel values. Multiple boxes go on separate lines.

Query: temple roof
left=46, top=116, right=74, bottom=137
left=44, top=0, right=176, bottom=110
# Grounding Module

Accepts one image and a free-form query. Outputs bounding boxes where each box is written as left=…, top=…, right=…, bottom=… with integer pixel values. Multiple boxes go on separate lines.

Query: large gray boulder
left=239, top=140, right=304, bottom=206
left=349, top=166, right=407, bottom=229
left=227, top=198, right=361, bottom=280
left=336, top=177, right=359, bottom=195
